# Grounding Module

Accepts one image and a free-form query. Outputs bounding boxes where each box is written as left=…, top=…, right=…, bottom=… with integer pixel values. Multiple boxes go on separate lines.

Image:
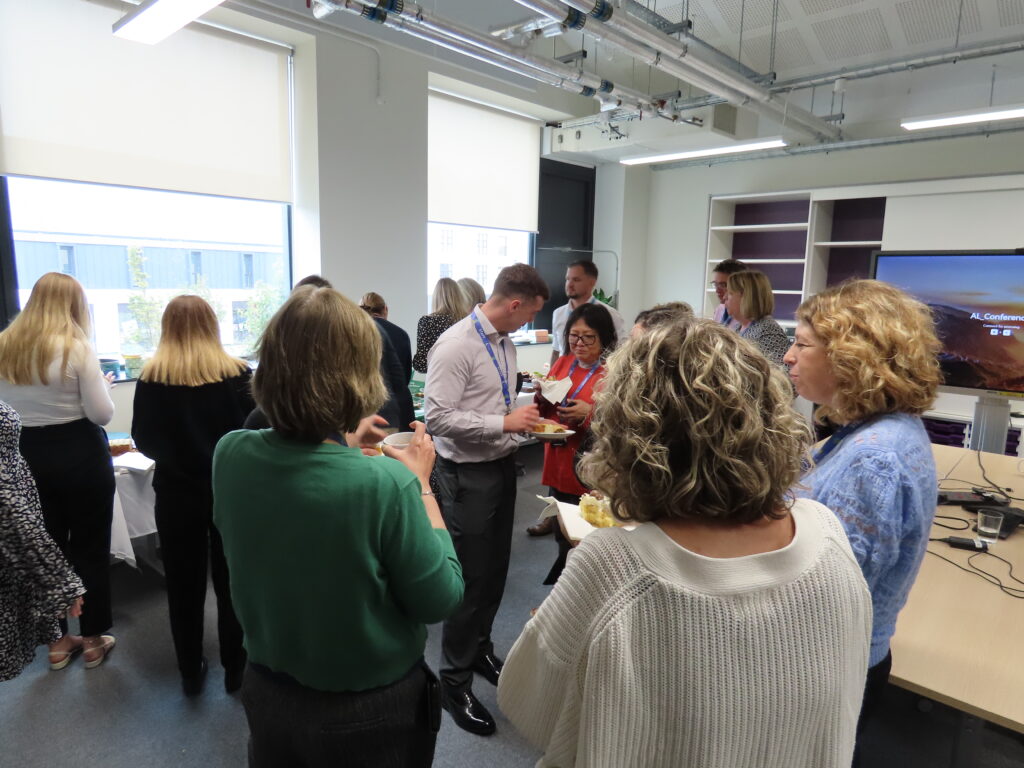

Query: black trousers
left=241, top=660, right=440, bottom=768
left=20, top=419, right=115, bottom=638
left=434, top=453, right=517, bottom=691
left=852, top=651, right=892, bottom=767
left=154, top=485, right=244, bottom=677
left=543, top=488, right=579, bottom=586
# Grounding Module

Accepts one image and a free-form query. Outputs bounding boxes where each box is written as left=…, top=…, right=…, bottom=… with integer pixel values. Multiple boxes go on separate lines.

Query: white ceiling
left=252, top=0, right=1024, bottom=156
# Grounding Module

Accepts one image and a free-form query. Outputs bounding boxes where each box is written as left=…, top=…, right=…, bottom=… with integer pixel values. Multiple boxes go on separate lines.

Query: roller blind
left=428, top=94, right=540, bottom=232
left=0, top=0, right=291, bottom=202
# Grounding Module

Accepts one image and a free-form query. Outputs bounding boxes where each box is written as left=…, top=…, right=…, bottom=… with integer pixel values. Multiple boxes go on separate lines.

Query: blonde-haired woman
left=413, top=277, right=469, bottom=373
left=499, top=318, right=871, bottom=768
left=213, top=285, right=463, bottom=766
left=0, top=272, right=116, bottom=670
left=132, top=295, right=254, bottom=695
left=784, top=280, right=941, bottom=763
left=457, top=277, right=486, bottom=309
left=724, top=270, right=791, bottom=367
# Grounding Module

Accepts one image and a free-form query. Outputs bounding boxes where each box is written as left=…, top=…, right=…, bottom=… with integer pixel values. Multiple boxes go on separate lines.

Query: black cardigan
left=132, top=370, right=255, bottom=493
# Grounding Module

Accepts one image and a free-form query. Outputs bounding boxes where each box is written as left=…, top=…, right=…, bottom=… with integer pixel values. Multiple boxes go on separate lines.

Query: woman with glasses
left=533, top=302, right=617, bottom=583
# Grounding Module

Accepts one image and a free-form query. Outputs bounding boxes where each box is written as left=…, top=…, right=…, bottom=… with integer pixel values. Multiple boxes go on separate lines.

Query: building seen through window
left=8, top=177, right=291, bottom=362
left=427, top=222, right=532, bottom=308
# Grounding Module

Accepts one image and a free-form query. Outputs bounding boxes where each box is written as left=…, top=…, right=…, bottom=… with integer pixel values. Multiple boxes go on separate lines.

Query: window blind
left=0, top=0, right=291, bottom=202
left=428, top=93, right=540, bottom=232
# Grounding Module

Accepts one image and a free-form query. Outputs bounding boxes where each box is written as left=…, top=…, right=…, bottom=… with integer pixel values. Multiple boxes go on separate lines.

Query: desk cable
left=926, top=543, right=1024, bottom=599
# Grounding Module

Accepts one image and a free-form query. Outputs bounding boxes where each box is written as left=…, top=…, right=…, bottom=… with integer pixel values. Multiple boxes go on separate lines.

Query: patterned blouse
left=0, top=400, right=84, bottom=681
left=739, top=316, right=791, bottom=369
left=413, top=313, right=458, bottom=374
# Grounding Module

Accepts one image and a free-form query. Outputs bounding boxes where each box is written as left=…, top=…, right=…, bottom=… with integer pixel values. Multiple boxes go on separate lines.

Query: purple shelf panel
left=830, top=197, right=886, bottom=242
left=732, top=230, right=806, bottom=260
left=755, top=263, right=804, bottom=292
left=825, top=247, right=875, bottom=285
left=773, top=293, right=802, bottom=322
left=734, top=200, right=809, bottom=226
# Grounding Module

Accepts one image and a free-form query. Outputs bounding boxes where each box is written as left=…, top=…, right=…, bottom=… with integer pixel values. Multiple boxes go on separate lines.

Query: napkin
left=537, top=376, right=573, bottom=404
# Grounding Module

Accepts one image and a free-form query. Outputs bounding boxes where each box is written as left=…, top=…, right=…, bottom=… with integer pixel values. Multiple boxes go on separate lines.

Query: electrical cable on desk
left=933, top=515, right=970, bottom=531
left=926, top=542, right=1024, bottom=598
left=974, top=448, right=1023, bottom=502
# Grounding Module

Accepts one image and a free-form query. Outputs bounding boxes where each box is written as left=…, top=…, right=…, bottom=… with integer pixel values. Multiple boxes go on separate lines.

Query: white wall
left=593, top=164, right=650, bottom=329
left=311, top=37, right=429, bottom=336
left=644, top=132, right=1024, bottom=315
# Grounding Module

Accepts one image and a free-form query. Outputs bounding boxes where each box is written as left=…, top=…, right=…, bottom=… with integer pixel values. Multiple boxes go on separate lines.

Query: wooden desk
left=889, top=444, right=1024, bottom=733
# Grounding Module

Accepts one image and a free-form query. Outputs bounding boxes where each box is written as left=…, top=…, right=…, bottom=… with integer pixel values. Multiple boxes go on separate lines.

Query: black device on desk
left=970, top=506, right=1024, bottom=539
left=936, top=490, right=1009, bottom=510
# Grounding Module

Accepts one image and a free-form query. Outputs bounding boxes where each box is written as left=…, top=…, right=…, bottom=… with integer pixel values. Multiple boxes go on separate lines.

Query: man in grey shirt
left=424, top=263, right=549, bottom=736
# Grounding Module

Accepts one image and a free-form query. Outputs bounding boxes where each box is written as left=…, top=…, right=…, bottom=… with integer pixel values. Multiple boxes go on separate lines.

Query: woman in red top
left=535, top=301, right=618, bottom=583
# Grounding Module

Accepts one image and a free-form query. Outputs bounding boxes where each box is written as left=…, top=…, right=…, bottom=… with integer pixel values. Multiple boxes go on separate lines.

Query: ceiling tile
left=896, top=0, right=981, bottom=46
left=812, top=7, right=893, bottom=59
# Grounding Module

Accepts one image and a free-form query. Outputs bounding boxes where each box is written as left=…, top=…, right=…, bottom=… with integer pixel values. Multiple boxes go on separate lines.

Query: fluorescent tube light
left=901, top=106, right=1024, bottom=131
left=113, top=0, right=227, bottom=44
left=619, top=138, right=787, bottom=166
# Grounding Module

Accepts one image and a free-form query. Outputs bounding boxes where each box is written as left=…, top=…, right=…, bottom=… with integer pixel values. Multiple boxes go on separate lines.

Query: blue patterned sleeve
left=814, top=449, right=904, bottom=592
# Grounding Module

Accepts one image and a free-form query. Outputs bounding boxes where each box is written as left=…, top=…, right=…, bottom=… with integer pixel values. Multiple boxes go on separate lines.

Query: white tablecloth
left=110, top=463, right=156, bottom=568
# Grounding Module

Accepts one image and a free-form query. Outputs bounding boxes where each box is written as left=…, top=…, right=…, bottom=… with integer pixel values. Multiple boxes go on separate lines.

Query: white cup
left=381, top=431, right=416, bottom=449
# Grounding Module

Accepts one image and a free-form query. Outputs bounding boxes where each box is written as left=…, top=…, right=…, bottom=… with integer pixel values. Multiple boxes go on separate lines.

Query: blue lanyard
left=471, top=311, right=512, bottom=414
left=562, top=360, right=600, bottom=405
left=811, top=420, right=866, bottom=464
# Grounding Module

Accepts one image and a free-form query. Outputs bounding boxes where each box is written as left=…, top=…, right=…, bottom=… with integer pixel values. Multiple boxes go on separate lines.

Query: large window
left=427, top=223, right=532, bottom=304
left=8, top=177, right=291, bottom=360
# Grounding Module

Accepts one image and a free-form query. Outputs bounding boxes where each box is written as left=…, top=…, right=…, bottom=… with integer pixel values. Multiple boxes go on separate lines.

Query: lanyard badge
left=471, top=311, right=512, bottom=415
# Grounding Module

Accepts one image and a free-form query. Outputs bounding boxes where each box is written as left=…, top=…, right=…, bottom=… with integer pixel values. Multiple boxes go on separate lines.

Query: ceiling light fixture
left=901, top=106, right=1024, bottom=131
left=113, top=0, right=228, bottom=44
left=619, top=138, right=787, bottom=166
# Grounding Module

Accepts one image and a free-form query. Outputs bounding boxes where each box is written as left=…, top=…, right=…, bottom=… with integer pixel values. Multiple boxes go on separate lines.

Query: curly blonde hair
left=579, top=318, right=811, bottom=525
left=796, top=280, right=940, bottom=424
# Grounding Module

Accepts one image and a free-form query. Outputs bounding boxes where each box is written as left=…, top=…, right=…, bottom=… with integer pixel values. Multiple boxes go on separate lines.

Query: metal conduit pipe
left=320, top=0, right=666, bottom=117
left=514, top=0, right=756, bottom=108
left=319, top=0, right=585, bottom=94
left=771, top=37, right=1024, bottom=91
left=556, top=0, right=841, bottom=140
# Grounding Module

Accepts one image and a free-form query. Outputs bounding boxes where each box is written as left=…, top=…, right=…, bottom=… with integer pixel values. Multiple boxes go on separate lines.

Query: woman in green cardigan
left=213, top=285, right=464, bottom=768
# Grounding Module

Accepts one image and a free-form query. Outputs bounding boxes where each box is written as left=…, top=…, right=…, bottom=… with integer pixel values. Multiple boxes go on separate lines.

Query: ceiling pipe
left=550, top=0, right=840, bottom=141
left=315, top=0, right=668, bottom=119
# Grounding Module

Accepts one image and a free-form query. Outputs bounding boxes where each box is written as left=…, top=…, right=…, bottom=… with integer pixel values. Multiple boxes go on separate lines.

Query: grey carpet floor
left=2, top=443, right=1023, bottom=768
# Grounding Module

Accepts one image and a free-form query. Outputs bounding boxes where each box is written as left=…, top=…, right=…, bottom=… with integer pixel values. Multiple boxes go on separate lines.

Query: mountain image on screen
left=931, top=303, right=1024, bottom=392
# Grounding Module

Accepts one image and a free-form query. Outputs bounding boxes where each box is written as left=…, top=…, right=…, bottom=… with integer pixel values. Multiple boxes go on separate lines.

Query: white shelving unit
left=704, top=192, right=887, bottom=323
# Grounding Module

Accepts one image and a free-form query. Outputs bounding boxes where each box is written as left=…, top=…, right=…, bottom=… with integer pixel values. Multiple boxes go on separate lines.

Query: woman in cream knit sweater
left=498, top=318, right=872, bottom=768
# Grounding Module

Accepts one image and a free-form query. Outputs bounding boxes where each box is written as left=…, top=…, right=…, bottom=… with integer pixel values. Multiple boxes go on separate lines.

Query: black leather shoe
left=224, top=653, right=246, bottom=694
left=182, top=657, right=208, bottom=697
left=471, top=652, right=504, bottom=686
left=527, top=517, right=556, bottom=536
left=441, top=687, right=496, bottom=736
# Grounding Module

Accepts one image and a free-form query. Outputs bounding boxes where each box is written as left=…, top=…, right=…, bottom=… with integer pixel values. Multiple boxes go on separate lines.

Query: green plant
left=125, top=247, right=162, bottom=353
left=593, top=287, right=616, bottom=307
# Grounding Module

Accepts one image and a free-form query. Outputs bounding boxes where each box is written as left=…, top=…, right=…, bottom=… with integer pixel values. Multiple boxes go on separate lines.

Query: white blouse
left=0, top=340, right=114, bottom=427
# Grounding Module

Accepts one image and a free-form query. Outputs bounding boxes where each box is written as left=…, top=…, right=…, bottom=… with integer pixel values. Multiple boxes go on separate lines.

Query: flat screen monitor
left=870, top=250, right=1024, bottom=399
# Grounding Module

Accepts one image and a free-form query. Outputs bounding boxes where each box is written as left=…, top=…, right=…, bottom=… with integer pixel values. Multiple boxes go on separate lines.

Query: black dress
left=412, top=314, right=457, bottom=374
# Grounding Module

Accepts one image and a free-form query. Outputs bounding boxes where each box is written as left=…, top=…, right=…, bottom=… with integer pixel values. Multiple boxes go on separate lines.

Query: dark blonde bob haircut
left=727, top=269, right=775, bottom=321
left=253, top=285, right=386, bottom=442
left=796, top=279, right=940, bottom=424
left=579, top=318, right=811, bottom=525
